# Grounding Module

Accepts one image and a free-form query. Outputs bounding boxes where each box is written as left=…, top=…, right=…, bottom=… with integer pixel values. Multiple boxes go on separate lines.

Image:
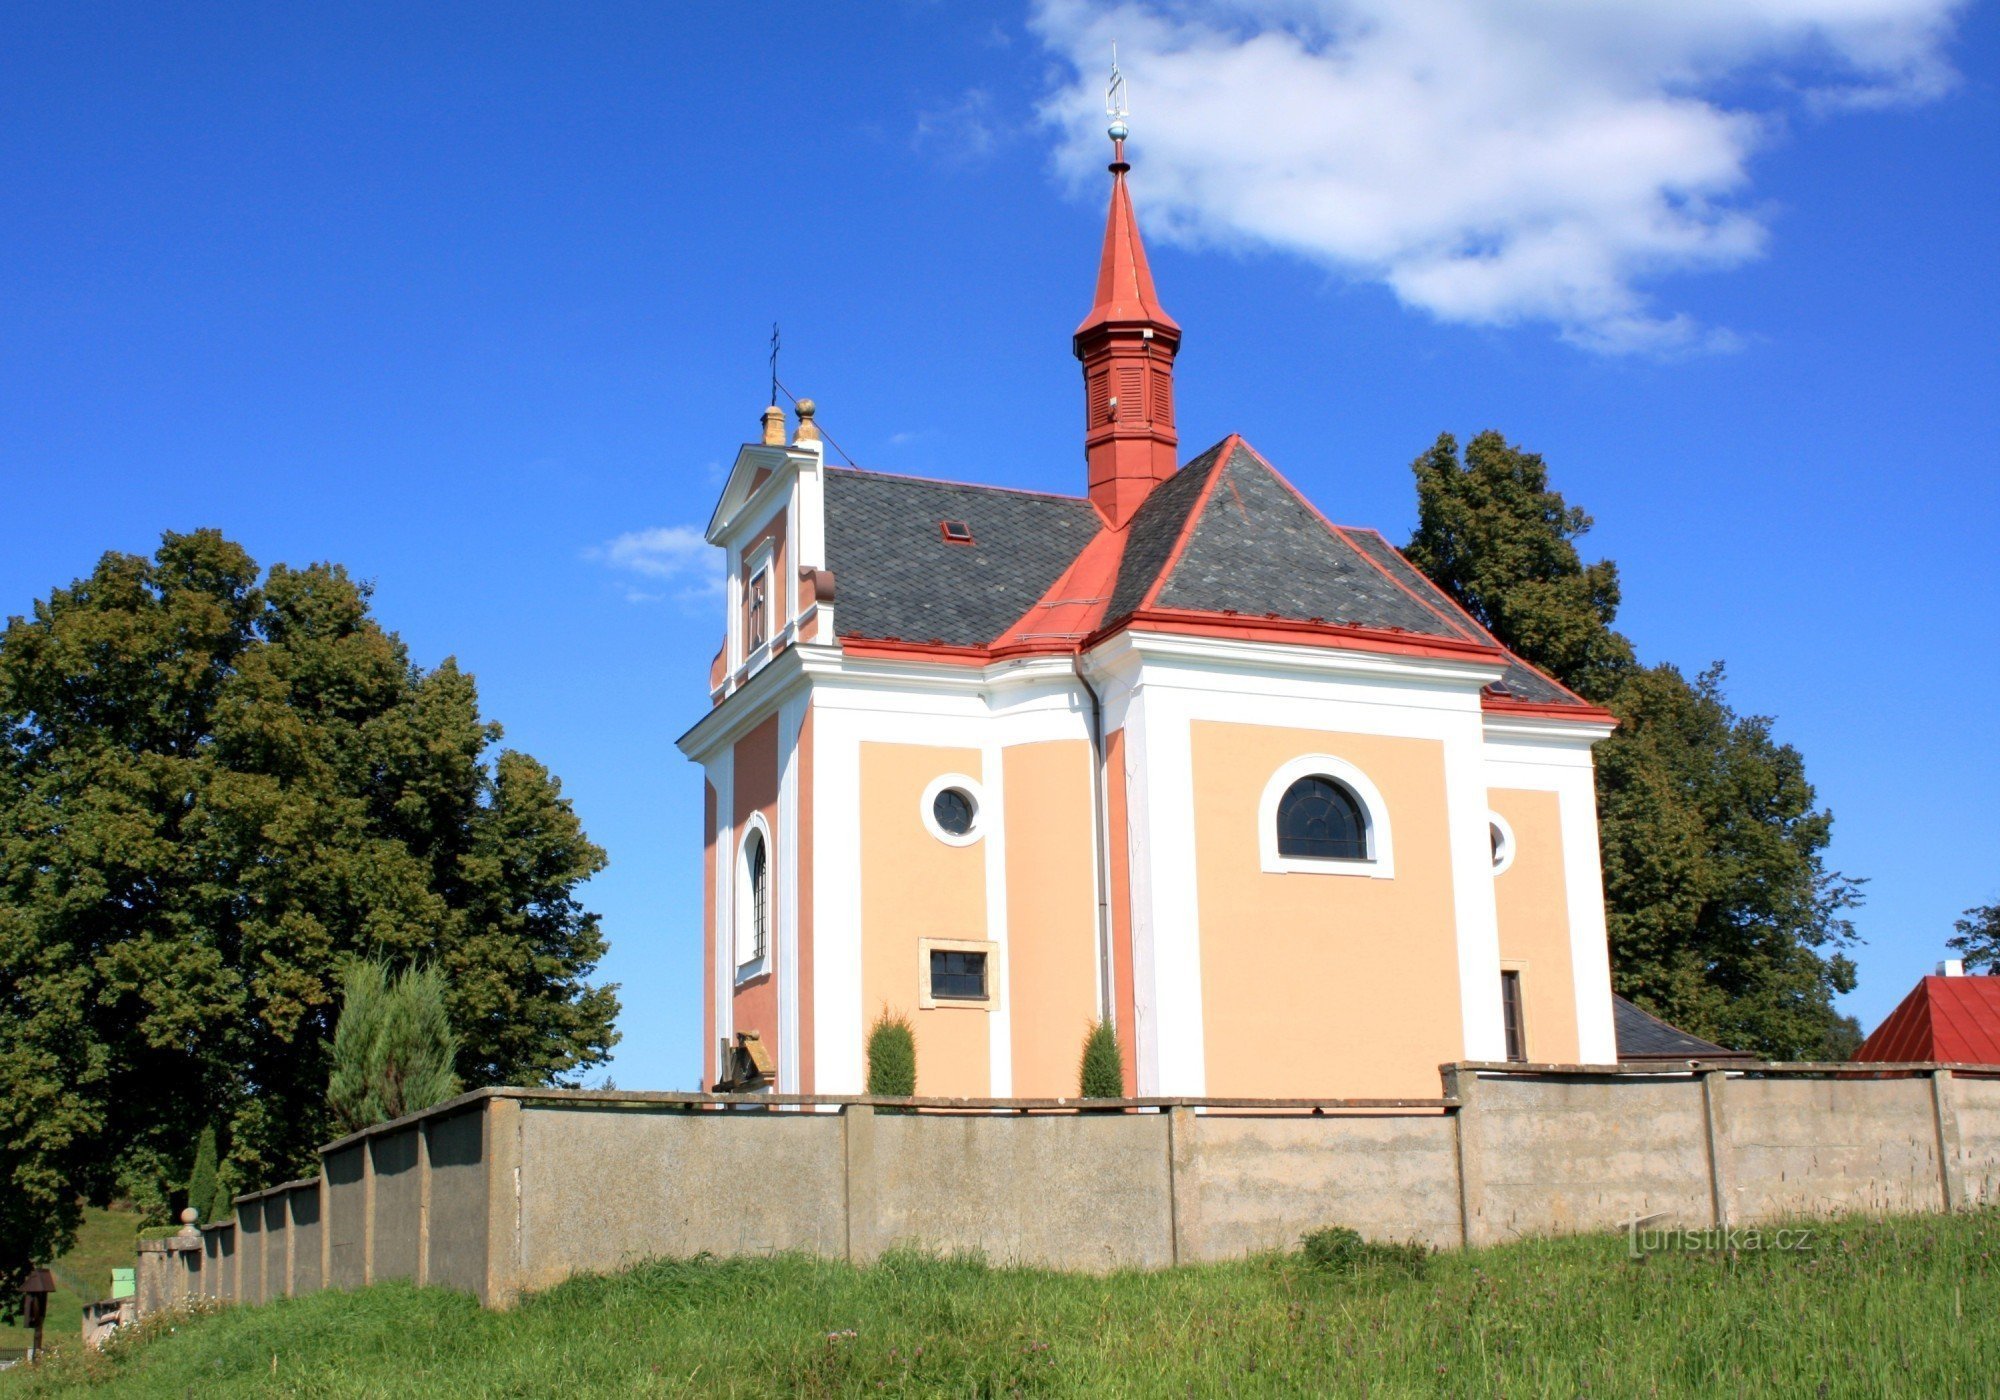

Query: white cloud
left=1032, top=0, right=1965, bottom=352
left=586, top=525, right=722, bottom=605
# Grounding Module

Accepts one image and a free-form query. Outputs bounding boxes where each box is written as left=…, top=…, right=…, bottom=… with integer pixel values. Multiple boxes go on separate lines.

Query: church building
left=677, top=116, right=1620, bottom=1100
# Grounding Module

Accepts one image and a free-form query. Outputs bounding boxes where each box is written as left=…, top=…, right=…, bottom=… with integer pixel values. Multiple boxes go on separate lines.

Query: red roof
left=1854, top=975, right=2000, bottom=1064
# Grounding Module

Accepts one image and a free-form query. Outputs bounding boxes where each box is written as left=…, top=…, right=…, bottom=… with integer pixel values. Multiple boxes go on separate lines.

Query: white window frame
left=1487, top=810, right=1517, bottom=877
left=919, top=772, right=986, bottom=847
left=1257, top=753, right=1395, bottom=879
left=741, top=538, right=775, bottom=672
left=735, top=812, right=773, bottom=977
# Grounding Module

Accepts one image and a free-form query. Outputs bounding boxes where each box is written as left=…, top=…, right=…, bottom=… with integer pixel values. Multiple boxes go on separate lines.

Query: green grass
left=7, top=1209, right=1997, bottom=1396
left=1, top=1208, right=145, bottom=1359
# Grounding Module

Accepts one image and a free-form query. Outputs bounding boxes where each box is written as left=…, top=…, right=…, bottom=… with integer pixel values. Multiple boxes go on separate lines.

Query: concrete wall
left=133, top=1066, right=2000, bottom=1318
left=1174, top=1110, right=1462, bottom=1257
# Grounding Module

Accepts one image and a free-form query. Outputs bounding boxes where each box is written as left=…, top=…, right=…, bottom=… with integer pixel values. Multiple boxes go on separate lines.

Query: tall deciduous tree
left=0, top=530, right=618, bottom=1291
left=1408, top=433, right=1860, bottom=1058
left=1948, top=903, right=2000, bottom=973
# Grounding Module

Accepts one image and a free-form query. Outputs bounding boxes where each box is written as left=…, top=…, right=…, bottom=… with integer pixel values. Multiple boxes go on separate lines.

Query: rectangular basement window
left=917, top=937, right=1001, bottom=1011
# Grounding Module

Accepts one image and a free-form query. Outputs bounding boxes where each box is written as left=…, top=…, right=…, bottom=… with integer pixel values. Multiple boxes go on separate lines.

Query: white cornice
left=707, top=442, right=818, bottom=545
left=1482, top=713, right=1616, bottom=746
left=1085, top=628, right=1507, bottom=693
left=678, top=646, right=819, bottom=762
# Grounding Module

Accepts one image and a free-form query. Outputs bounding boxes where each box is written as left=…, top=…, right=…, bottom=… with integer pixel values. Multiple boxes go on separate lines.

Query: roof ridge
left=1140, top=434, right=1241, bottom=612
left=825, top=465, right=1090, bottom=505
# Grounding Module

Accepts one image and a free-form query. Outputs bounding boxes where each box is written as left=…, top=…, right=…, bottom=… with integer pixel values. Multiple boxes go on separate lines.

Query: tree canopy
left=1948, top=903, right=2000, bottom=973
left=0, top=530, right=618, bottom=1289
left=1408, top=432, right=1860, bottom=1058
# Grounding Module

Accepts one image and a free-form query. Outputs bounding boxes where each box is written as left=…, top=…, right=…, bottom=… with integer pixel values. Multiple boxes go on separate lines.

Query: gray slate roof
left=817, top=440, right=1592, bottom=718
left=1614, top=995, right=1749, bottom=1060
left=823, top=469, right=1100, bottom=646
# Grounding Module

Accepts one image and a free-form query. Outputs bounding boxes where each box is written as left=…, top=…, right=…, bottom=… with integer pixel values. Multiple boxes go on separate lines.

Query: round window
left=1488, top=815, right=1516, bottom=875
left=932, top=787, right=976, bottom=838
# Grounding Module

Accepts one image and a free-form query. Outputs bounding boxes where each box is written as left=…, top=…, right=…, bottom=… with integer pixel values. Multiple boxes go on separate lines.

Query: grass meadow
left=6, top=1208, right=1995, bottom=1397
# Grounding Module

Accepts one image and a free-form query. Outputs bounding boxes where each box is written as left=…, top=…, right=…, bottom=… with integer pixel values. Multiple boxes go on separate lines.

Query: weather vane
left=1106, top=43, right=1129, bottom=138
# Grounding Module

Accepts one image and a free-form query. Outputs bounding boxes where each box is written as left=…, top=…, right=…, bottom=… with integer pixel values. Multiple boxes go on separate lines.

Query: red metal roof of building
left=1854, top=974, right=2000, bottom=1064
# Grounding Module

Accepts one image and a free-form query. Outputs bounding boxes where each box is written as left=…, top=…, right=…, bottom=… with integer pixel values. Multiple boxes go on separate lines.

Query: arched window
left=1257, top=754, right=1394, bottom=878
left=736, top=819, right=771, bottom=969
left=1276, top=776, right=1368, bottom=860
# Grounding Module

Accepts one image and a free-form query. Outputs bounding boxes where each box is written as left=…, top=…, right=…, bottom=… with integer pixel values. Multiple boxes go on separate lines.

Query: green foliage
left=1947, top=903, right=2000, bottom=972
left=326, top=960, right=462, bottom=1135
left=0, top=530, right=619, bottom=1290
left=14, top=1210, right=1995, bottom=1396
left=1407, top=432, right=1635, bottom=704
left=865, top=1010, right=916, bottom=1098
left=1408, top=434, right=1861, bottom=1059
left=1299, top=1225, right=1431, bottom=1277
left=1078, top=1019, right=1124, bottom=1099
left=184, top=1127, right=219, bottom=1227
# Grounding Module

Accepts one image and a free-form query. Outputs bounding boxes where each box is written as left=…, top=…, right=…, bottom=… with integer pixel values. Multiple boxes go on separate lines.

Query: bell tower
left=1074, top=91, right=1181, bottom=528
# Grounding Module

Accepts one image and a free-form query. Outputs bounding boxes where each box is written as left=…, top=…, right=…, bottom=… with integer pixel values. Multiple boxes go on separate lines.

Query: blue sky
left=3, top=2, right=1995, bottom=1087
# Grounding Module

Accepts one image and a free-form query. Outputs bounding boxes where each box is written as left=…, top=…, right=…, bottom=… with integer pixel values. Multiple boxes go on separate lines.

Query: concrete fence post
left=843, top=1104, right=877, bottom=1265
left=1167, top=1106, right=1197, bottom=1266
left=1932, top=1069, right=1966, bottom=1211
left=417, top=1118, right=434, bottom=1286
left=1699, top=1070, right=1735, bottom=1230
left=319, top=1164, right=332, bottom=1294
left=482, top=1096, right=523, bottom=1307
left=360, top=1138, right=377, bottom=1286
left=1442, top=1066, right=1483, bottom=1248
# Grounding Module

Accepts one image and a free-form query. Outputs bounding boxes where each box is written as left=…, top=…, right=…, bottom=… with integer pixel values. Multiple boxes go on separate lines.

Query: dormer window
left=940, top=520, right=974, bottom=545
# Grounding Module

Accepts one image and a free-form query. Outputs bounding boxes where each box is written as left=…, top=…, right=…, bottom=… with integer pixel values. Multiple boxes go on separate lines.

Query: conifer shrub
left=1078, top=1019, right=1125, bottom=1100
left=327, top=959, right=463, bottom=1134
left=865, top=1010, right=917, bottom=1099
left=184, top=1126, right=220, bottom=1226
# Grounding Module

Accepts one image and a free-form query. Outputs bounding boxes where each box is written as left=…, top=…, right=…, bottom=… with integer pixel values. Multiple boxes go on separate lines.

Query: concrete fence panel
left=1175, top=1111, right=1461, bottom=1258
left=424, top=1106, right=490, bottom=1295
left=1948, top=1073, right=2000, bottom=1206
left=1722, top=1074, right=1941, bottom=1221
left=513, top=1102, right=847, bottom=1292
left=324, top=1143, right=368, bottom=1290
left=1460, top=1072, right=1712, bottom=1243
left=287, top=1182, right=324, bottom=1296
left=369, top=1129, right=423, bottom=1283
left=259, top=1195, right=288, bottom=1304
left=866, top=1109, right=1174, bottom=1269
left=235, top=1197, right=266, bottom=1305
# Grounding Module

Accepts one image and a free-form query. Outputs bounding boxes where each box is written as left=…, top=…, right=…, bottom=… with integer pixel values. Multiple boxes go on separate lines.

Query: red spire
left=1075, top=123, right=1180, bottom=528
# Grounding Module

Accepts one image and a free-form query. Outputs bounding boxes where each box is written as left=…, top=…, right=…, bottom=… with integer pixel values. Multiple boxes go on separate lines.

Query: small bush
left=1078, top=1019, right=1124, bottom=1099
left=185, top=1124, right=220, bottom=1226
left=1300, top=1226, right=1431, bottom=1278
left=866, top=1010, right=917, bottom=1098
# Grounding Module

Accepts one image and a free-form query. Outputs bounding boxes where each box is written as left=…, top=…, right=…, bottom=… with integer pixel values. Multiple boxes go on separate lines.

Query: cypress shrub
left=185, top=1125, right=220, bottom=1225
left=866, top=1010, right=917, bottom=1098
left=1079, top=1019, right=1125, bottom=1099
left=327, top=959, right=463, bottom=1134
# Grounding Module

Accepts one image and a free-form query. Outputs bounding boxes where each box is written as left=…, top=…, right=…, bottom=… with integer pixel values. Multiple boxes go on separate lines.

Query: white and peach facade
left=678, top=130, right=1620, bottom=1100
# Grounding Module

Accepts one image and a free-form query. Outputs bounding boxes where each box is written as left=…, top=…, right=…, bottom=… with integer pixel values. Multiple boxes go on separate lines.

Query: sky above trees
left=2, top=2, right=1994, bottom=1087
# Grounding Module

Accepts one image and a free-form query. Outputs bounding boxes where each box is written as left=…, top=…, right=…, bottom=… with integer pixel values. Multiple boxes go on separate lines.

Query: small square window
left=930, top=948, right=986, bottom=1000
left=918, top=938, right=999, bottom=1010
left=940, top=520, right=974, bottom=545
